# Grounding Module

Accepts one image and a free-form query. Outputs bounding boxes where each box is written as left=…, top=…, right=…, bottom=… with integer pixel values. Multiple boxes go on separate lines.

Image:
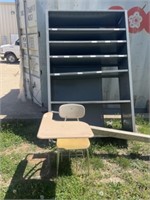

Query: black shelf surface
left=49, top=28, right=126, bottom=31
left=48, top=11, right=125, bottom=28
left=49, top=40, right=126, bottom=43
left=50, top=55, right=127, bottom=67
left=49, top=41, right=127, bottom=55
left=49, top=28, right=126, bottom=41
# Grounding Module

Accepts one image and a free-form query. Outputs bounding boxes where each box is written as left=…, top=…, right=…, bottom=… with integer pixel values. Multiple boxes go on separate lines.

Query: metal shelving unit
left=46, top=11, right=135, bottom=131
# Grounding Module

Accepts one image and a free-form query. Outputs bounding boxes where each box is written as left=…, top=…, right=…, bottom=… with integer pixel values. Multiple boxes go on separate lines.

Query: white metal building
left=16, top=0, right=149, bottom=114
left=0, top=2, right=18, bottom=45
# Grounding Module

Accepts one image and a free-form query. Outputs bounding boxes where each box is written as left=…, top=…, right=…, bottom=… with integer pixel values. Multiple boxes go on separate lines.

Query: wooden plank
left=90, top=125, right=150, bottom=143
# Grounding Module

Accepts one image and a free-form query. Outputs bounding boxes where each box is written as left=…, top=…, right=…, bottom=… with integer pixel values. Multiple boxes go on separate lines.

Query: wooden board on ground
left=91, top=125, right=150, bottom=143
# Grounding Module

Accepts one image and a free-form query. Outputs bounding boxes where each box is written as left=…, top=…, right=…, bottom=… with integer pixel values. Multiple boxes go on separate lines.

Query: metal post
left=15, top=0, right=27, bottom=99
left=23, top=0, right=33, bottom=102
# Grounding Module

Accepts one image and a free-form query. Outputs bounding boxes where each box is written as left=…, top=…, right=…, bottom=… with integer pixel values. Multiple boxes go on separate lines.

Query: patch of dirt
left=0, top=143, right=48, bottom=156
left=26, top=152, right=48, bottom=164
left=0, top=143, right=30, bottom=156
left=0, top=177, right=12, bottom=188
left=25, top=152, right=56, bottom=179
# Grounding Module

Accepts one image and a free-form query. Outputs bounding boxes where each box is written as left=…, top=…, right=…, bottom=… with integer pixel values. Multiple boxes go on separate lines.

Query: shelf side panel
left=120, top=103, right=133, bottom=131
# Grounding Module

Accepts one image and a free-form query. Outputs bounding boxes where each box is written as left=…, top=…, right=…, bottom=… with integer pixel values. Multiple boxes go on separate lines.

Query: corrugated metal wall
left=0, top=2, right=18, bottom=45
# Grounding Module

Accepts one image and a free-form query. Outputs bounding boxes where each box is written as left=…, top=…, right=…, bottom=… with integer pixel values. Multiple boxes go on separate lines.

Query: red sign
left=109, top=6, right=150, bottom=34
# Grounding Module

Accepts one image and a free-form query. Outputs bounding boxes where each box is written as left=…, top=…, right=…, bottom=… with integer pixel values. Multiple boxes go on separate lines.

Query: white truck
left=0, top=39, right=20, bottom=63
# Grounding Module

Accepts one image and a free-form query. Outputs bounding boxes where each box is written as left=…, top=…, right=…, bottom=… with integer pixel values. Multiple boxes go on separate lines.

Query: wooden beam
left=90, top=125, right=150, bottom=143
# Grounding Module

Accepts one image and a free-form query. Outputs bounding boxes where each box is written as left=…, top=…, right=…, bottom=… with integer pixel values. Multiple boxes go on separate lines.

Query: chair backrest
left=59, top=104, right=85, bottom=120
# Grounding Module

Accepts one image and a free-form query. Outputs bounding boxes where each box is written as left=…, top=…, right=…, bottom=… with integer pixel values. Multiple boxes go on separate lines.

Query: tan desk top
left=37, top=112, right=94, bottom=139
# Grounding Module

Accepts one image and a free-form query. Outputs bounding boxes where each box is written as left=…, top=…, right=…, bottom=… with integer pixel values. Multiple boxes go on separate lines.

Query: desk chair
left=56, top=104, right=90, bottom=176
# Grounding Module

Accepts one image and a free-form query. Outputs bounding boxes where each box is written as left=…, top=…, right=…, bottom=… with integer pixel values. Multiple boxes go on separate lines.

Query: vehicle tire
left=6, top=53, right=17, bottom=64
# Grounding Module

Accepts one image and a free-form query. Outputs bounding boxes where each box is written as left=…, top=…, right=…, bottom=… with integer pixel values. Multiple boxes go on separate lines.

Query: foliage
left=136, top=114, right=150, bottom=134
left=0, top=119, right=149, bottom=199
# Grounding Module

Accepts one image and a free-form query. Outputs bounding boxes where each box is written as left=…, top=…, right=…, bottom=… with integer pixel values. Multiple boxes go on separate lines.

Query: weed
left=90, top=157, right=104, bottom=170
left=136, top=115, right=150, bottom=134
left=115, top=157, right=130, bottom=168
left=101, top=144, right=118, bottom=155
left=136, top=114, right=149, bottom=126
left=0, top=119, right=150, bottom=199
left=0, top=130, right=24, bottom=151
left=105, top=118, right=122, bottom=129
left=56, top=176, right=85, bottom=199
left=138, top=124, right=150, bottom=134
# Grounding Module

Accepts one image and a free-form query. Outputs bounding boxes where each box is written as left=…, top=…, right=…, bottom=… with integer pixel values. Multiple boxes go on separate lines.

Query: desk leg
left=86, top=149, right=90, bottom=175
left=56, top=149, right=60, bottom=176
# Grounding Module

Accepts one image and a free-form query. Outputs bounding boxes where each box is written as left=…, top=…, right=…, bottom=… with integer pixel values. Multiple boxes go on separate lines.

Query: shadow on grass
left=4, top=152, right=56, bottom=199
left=92, top=152, right=150, bottom=161
left=4, top=151, right=72, bottom=199
left=1, top=120, right=49, bottom=148
left=91, top=137, right=128, bottom=148
left=90, top=138, right=150, bottom=161
left=1, top=120, right=129, bottom=149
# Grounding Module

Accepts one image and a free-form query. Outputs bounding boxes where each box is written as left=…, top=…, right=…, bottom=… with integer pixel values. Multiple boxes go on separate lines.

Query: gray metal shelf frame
left=46, top=10, right=135, bottom=131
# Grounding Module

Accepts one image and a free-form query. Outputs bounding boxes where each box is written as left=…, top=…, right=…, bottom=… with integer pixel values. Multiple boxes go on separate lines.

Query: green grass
left=136, top=114, right=150, bottom=134
left=0, top=117, right=150, bottom=199
left=104, top=118, right=122, bottom=129
left=114, top=157, right=131, bottom=168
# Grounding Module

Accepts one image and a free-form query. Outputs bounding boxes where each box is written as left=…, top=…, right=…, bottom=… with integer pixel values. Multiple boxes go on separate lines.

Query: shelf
left=49, top=40, right=126, bottom=43
left=49, top=41, right=127, bottom=55
left=47, top=10, right=135, bottom=130
left=50, top=55, right=127, bottom=67
left=50, top=100, right=131, bottom=104
left=50, top=55, right=127, bottom=58
left=49, top=28, right=126, bottom=41
left=50, top=69, right=128, bottom=78
left=49, top=28, right=126, bottom=31
left=48, top=11, right=125, bottom=28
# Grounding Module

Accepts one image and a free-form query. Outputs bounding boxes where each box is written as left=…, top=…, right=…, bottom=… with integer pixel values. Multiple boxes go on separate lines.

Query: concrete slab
left=0, top=60, right=46, bottom=120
